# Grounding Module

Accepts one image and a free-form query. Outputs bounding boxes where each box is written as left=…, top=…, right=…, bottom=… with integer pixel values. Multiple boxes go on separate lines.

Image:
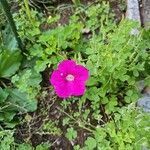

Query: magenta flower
left=50, top=60, right=89, bottom=98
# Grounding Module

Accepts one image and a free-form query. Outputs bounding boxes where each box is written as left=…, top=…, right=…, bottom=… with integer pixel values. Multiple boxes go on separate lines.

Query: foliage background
left=0, top=0, right=150, bottom=149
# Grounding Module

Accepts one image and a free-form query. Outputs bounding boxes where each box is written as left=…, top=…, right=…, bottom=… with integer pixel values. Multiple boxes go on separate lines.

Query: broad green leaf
left=1, top=25, right=17, bottom=50
left=0, top=50, right=22, bottom=78
left=7, top=88, right=37, bottom=112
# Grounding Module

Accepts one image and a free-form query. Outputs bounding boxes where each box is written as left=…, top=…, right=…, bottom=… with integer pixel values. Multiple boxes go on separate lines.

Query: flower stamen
left=66, top=74, right=74, bottom=81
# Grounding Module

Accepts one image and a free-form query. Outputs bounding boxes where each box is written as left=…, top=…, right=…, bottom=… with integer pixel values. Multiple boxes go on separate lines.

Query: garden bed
left=0, top=0, right=150, bottom=150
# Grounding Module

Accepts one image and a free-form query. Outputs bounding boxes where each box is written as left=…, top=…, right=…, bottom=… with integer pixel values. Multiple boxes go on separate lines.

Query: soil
left=13, top=0, right=126, bottom=149
left=14, top=87, right=90, bottom=149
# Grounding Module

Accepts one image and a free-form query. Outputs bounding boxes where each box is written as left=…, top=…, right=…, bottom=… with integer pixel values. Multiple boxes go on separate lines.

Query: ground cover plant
left=0, top=0, right=150, bottom=149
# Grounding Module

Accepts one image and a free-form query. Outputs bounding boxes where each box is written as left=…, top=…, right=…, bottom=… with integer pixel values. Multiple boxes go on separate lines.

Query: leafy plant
left=0, top=129, right=15, bottom=150
left=16, top=142, right=50, bottom=150
left=0, top=24, right=36, bottom=127
left=0, top=25, right=22, bottom=78
left=72, top=105, right=150, bottom=150
left=84, top=137, right=97, bottom=150
left=65, top=127, right=77, bottom=141
left=0, top=128, right=50, bottom=150
left=0, top=87, right=37, bottom=127
left=42, top=120, right=62, bottom=135
left=0, top=0, right=24, bottom=51
left=84, top=20, right=149, bottom=117
left=35, top=142, right=50, bottom=150
left=94, top=105, right=150, bottom=150
left=12, top=69, right=41, bottom=100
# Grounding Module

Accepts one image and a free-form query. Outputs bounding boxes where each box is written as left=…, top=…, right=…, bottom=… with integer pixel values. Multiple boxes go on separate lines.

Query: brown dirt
left=14, top=86, right=90, bottom=149
left=109, top=0, right=126, bottom=22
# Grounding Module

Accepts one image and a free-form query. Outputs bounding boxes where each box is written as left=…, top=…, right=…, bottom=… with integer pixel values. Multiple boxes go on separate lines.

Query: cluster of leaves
left=84, top=20, right=149, bottom=119
left=0, top=129, right=50, bottom=150
left=73, top=105, right=150, bottom=150
left=0, top=24, right=37, bottom=127
left=11, top=1, right=85, bottom=100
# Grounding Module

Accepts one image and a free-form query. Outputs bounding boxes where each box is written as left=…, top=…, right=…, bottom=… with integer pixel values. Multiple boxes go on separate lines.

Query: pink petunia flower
left=50, top=60, right=89, bottom=98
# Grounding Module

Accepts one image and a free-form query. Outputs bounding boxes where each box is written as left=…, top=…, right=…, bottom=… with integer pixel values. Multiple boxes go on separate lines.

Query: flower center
left=66, top=74, right=74, bottom=81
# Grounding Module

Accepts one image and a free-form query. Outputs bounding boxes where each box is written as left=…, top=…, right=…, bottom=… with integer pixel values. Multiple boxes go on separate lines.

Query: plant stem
left=0, top=0, right=24, bottom=53
left=57, top=107, right=94, bottom=132
left=24, top=0, right=34, bottom=24
left=72, top=0, right=81, bottom=7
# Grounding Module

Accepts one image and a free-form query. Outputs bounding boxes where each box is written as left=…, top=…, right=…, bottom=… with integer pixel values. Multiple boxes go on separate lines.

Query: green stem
left=0, top=80, right=7, bottom=88
left=0, top=104, right=10, bottom=112
left=24, top=0, right=34, bottom=24
left=0, top=0, right=24, bottom=53
left=72, top=0, right=81, bottom=7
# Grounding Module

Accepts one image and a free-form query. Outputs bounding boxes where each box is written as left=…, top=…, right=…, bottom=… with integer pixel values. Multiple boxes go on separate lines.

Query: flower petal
left=58, top=60, right=76, bottom=73
left=74, top=65, right=89, bottom=81
left=72, top=80, right=86, bottom=96
left=55, top=82, right=73, bottom=98
left=50, top=70, right=65, bottom=86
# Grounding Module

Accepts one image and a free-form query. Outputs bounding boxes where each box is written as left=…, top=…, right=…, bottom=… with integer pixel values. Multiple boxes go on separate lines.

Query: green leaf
left=12, top=69, right=41, bottom=100
left=36, top=142, right=50, bottom=150
left=16, top=143, right=33, bottom=150
left=94, top=127, right=106, bottom=143
left=0, top=50, right=22, bottom=78
left=0, top=130, right=14, bottom=150
left=133, top=70, right=139, bottom=77
left=1, top=25, right=17, bottom=50
left=85, top=137, right=97, bottom=149
left=86, top=77, right=98, bottom=86
left=0, top=87, right=9, bottom=103
left=35, top=59, right=50, bottom=72
left=145, top=76, right=150, bottom=87
left=0, top=112, right=16, bottom=122
left=126, top=90, right=133, bottom=97
left=3, top=112, right=16, bottom=122
left=7, top=88, right=37, bottom=112
left=65, top=127, right=77, bottom=141
left=87, top=87, right=100, bottom=101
